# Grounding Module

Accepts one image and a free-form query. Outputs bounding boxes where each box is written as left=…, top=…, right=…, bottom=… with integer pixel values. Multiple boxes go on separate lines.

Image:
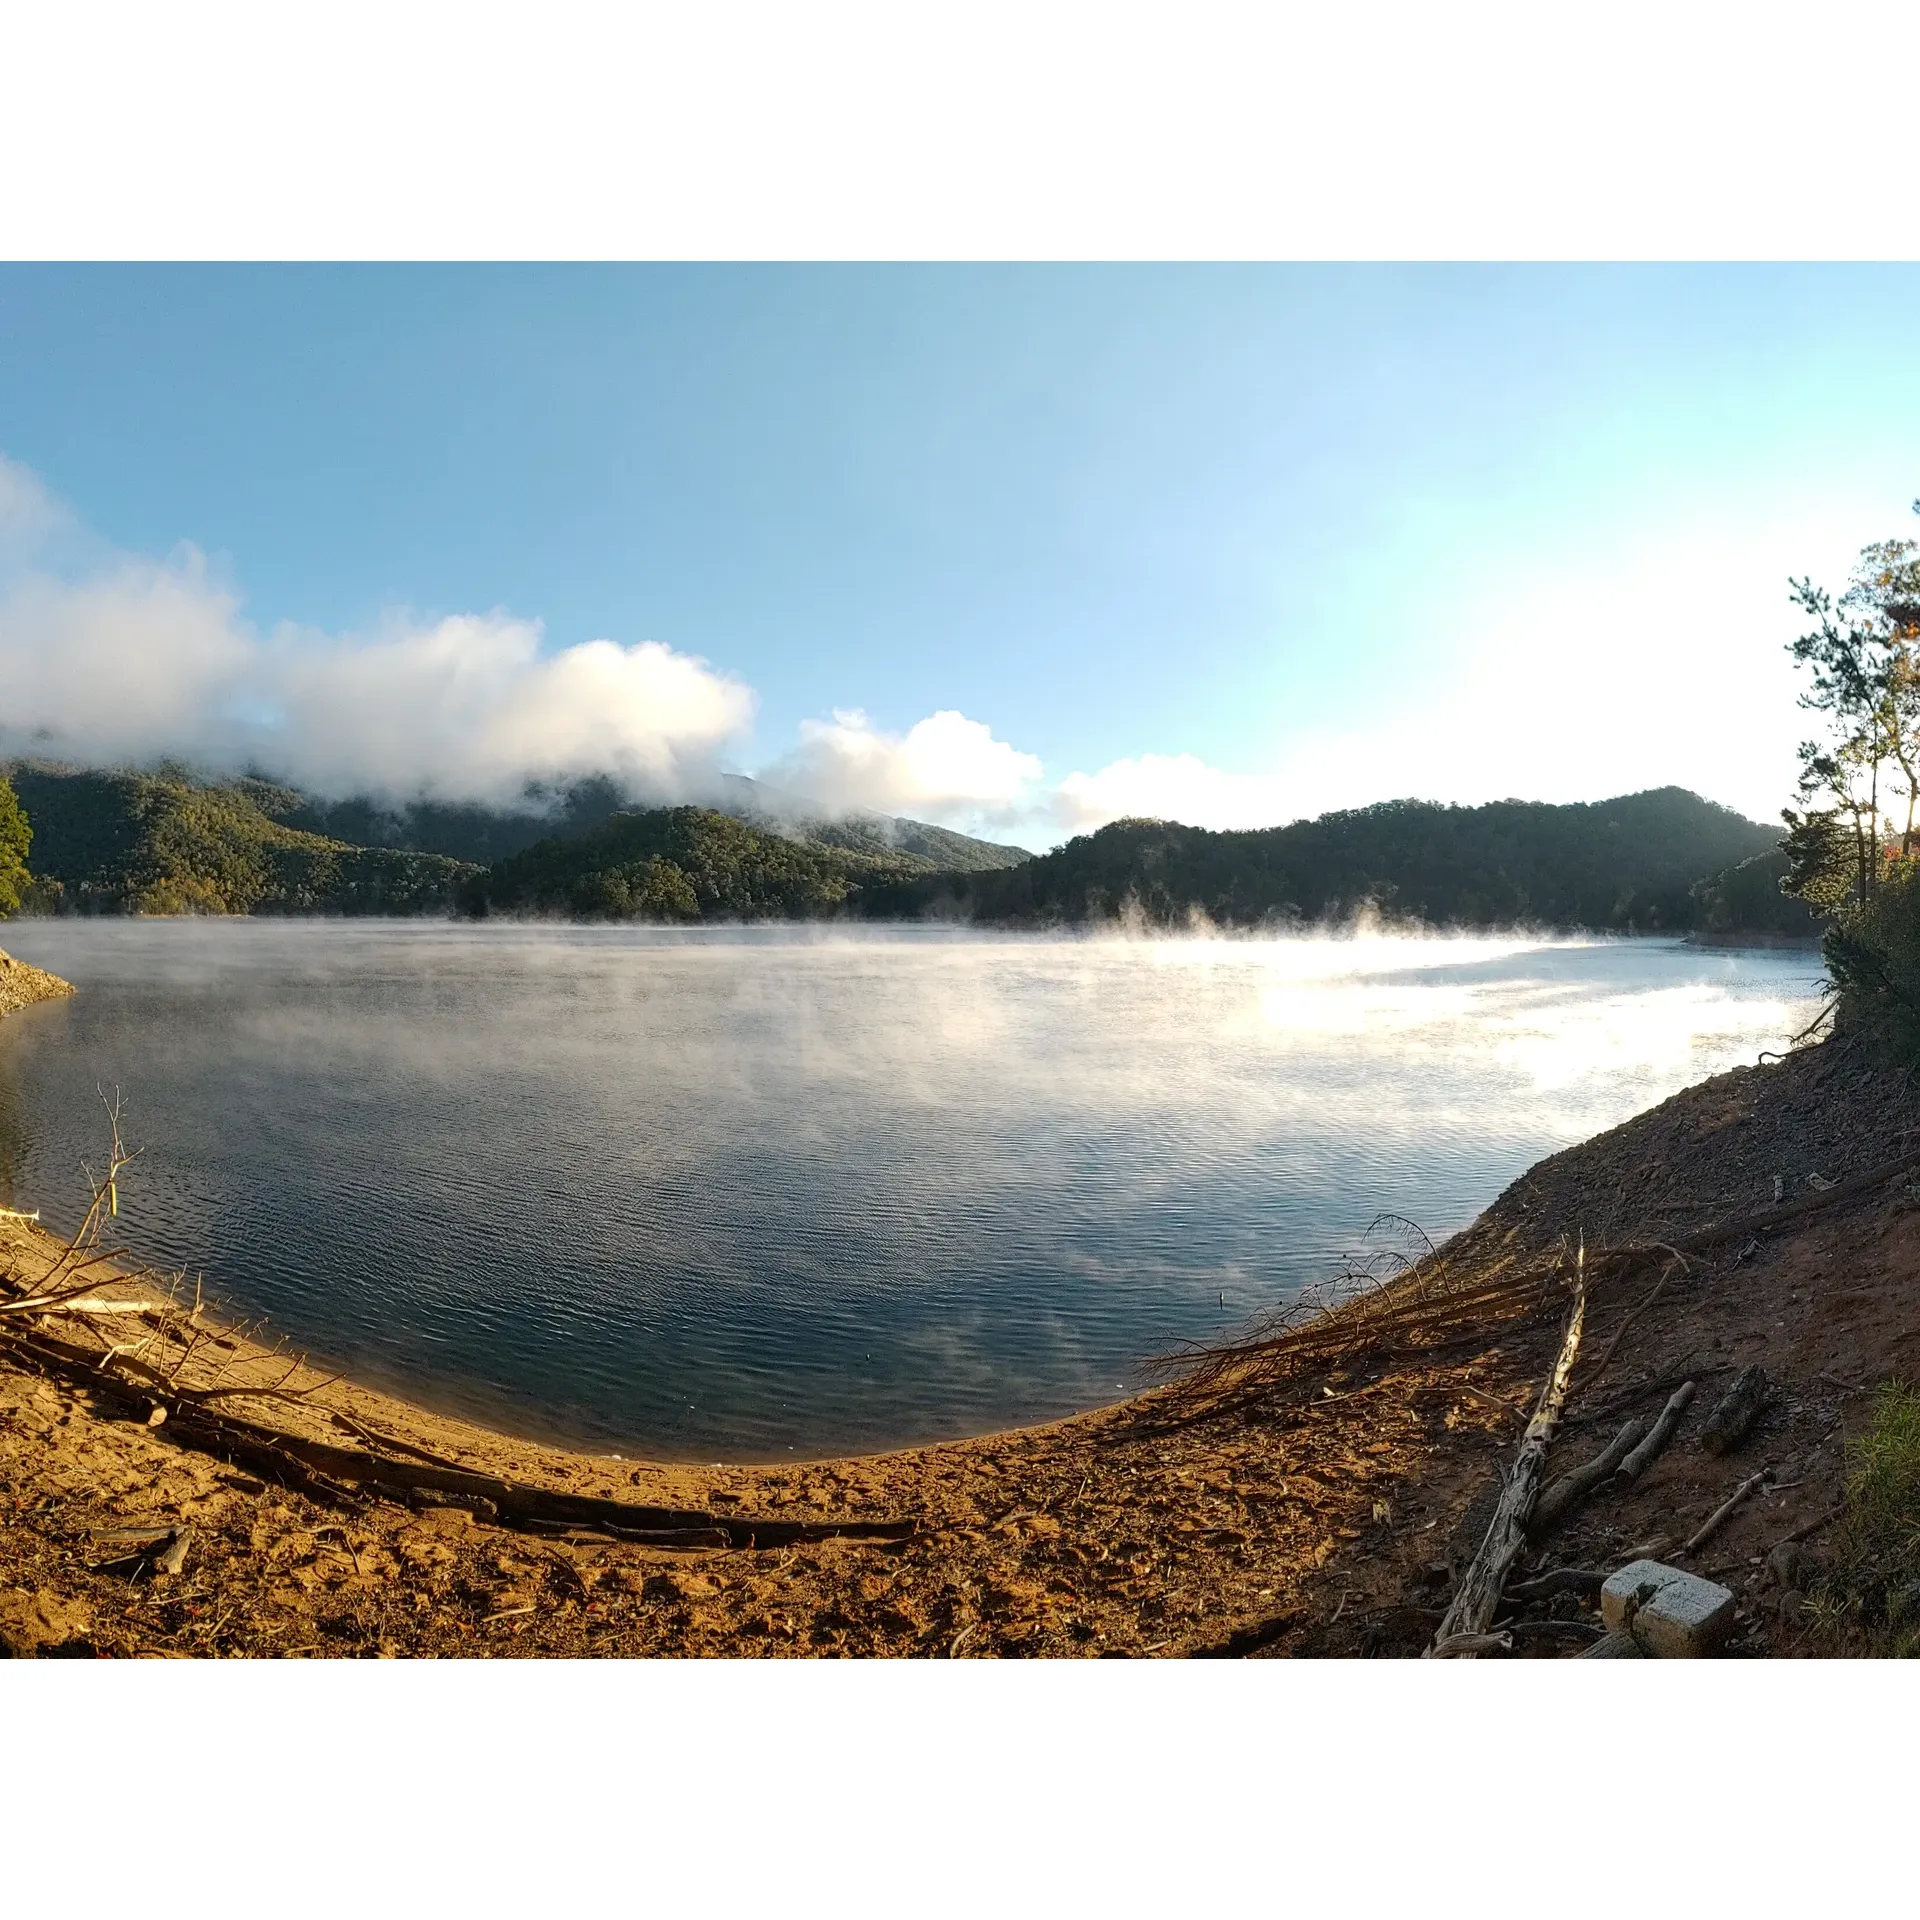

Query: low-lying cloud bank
left=0, top=456, right=752, bottom=806
left=765, top=708, right=1042, bottom=831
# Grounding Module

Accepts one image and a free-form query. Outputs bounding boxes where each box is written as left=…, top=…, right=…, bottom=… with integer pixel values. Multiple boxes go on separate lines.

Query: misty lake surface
left=0, top=922, right=1826, bottom=1459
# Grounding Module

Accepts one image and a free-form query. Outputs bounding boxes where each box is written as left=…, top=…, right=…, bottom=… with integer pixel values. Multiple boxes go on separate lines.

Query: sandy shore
left=0, top=946, right=1907, bottom=1657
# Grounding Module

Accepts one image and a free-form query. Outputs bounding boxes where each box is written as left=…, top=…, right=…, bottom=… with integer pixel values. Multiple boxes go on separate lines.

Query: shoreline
left=0, top=947, right=75, bottom=1019
left=0, top=942, right=1906, bottom=1657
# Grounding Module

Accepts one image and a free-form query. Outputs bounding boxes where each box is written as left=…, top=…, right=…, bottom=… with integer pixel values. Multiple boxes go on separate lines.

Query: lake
left=0, top=922, right=1826, bottom=1460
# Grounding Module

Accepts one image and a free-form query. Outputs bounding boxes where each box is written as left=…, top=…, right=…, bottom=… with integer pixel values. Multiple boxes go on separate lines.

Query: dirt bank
left=2, top=973, right=1912, bottom=1656
left=0, top=946, right=74, bottom=1019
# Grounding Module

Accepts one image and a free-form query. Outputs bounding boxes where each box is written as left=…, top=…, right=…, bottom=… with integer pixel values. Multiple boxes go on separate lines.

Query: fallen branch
left=1584, top=1250, right=1687, bottom=1387
left=1682, top=1469, right=1770, bottom=1556
left=1427, top=1250, right=1588, bottom=1658
left=1776, top=1501, right=1844, bottom=1548
left=1615, top=1380, right=1696, bottom=1483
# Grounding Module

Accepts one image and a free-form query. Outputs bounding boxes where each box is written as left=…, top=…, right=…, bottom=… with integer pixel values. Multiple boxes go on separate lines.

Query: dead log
left=1700, top=1366, right=1770, bottom=1456
left=1427, top=1256, right=1588, bottom=1657
left=1615, top=1380, right=1695, bottom=1483
left=1529, top=1414, right=1652, bottom=1535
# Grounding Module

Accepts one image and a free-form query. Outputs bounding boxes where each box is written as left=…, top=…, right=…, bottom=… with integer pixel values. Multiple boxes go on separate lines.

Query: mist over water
left=0, top=921, right=1825, bottom=1459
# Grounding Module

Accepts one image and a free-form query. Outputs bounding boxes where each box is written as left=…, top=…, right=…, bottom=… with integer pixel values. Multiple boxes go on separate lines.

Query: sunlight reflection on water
left=0, top=922, right=1825, bottom=1458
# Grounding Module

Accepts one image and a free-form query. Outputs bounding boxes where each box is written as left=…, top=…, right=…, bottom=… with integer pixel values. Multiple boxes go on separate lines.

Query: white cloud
left=0, top=459, right=754, bottom=805
left=1054, top=753, right=1292, bottom=834
left=258, top=617, right=753, bottom=802
left=772, top=707, right=1043, bottom=828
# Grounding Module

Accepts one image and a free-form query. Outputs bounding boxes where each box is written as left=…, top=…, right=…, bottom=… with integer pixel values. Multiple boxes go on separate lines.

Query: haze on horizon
left=4, top=264, right=1919, bottom=849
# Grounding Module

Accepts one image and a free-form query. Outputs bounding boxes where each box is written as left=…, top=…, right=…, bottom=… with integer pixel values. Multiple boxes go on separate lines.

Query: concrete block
left=1601, top=1558, right=1737, bottom=1658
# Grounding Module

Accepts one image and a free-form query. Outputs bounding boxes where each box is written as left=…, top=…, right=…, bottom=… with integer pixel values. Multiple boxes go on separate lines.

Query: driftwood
left=1683, top=1469, right=1770, bottom=1555
left=1616, top=1380, right=1695, bottom=1482
left=1, top=1320, right=915, bottom=1552
left=1701, top=1366, right=1770, bottom=1455
left=1505, top=1566, right=1605, bottom=1603
left=1430, top=1630, right=1514, bottom=1658
left=1530, top=1414, right=1652, bottom=1535
left=0, top=1292, right=156, bottom=1316
left=1427, top=1256, right=1588, bottom=1657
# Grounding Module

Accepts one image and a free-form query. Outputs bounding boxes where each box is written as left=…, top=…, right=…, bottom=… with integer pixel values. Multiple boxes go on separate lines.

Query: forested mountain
left=860, top=788, right=1783, bottom=931
left=5, top=765, right=475, bottom=915
left=0, top=763, right=1787, bottom=936
left=458, top=806, right=919, bottom=920
left=266, top=773, right=1030, bottom=874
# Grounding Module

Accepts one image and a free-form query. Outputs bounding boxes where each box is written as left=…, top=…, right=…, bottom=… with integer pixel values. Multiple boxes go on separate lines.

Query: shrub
left=0, top=774, right=29, bottom=918
left=1816, top=1381, right=1920, bottom=1649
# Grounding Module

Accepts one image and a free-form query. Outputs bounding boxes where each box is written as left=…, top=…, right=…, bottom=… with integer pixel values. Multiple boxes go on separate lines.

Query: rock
left=0, top=1588, right=93, bottom=1658
left=1602, top=1559, right=1738, bottom=1657
left=1701, top=1366, right=1770, bottom=1456
left=1767, top=1541, right=1808, bottom=1591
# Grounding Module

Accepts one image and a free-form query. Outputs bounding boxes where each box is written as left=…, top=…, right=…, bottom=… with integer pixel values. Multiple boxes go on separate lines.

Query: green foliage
left=0, top=773, right=30, bottom=918
left=1820, top=859, right=1920, bottom=1056
left=863, top=788, right=1781, bottom=932
left=5, top=765, right=477, bottom=916
left=1778, top=806, right=1858, bottom=915
left=1690, top=847, right=1821, bottom=938
left=1785, top=530, right=1920, bottom=911
left=459, top=806, right=922, bottom=921
left=1782, top=514, right=1920, bottom=1049
left=1815, top=1382, right=1920, bottom=1649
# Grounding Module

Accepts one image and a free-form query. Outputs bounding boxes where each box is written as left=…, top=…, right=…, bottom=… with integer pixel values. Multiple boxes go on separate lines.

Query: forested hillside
left=5, top=766, right=475, bottom=915
left=457, top=806, right=921, bottom=920
left=862, top=788, right=1783, bottom=931
left=269, top=773, right=1030, bottom=874
left=0, top=764, right=1789, bottom=934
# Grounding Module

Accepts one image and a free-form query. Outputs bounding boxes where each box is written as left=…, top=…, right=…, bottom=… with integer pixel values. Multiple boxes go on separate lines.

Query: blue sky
left=3, top=264, right=1919, bottom=845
